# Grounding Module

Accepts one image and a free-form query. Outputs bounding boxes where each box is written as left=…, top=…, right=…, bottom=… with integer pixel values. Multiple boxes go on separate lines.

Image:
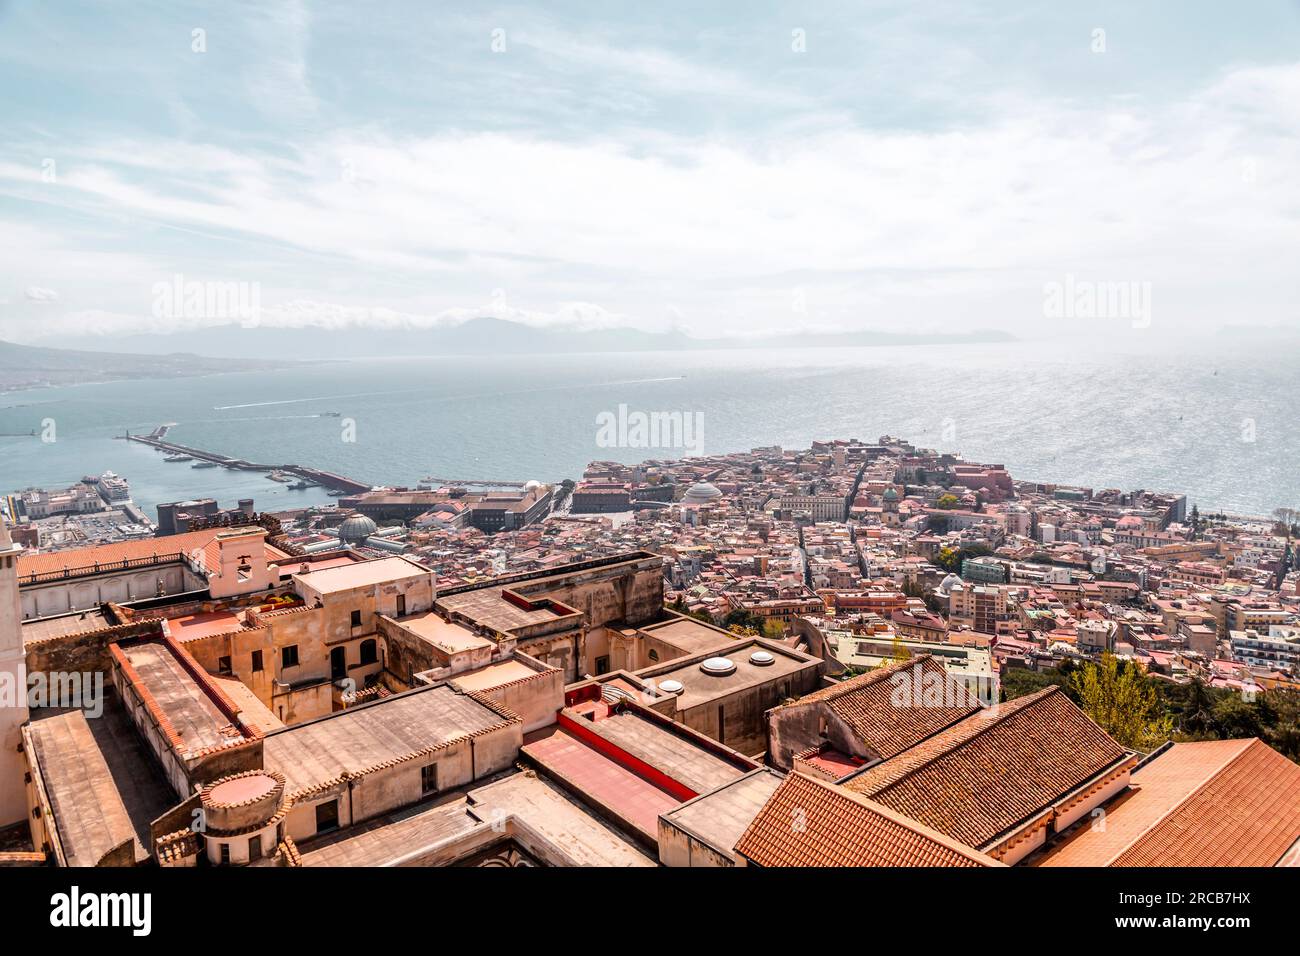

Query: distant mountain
left=0, top=339, right=308, bottom=392
left=77, top=317, right=1016, bottom=361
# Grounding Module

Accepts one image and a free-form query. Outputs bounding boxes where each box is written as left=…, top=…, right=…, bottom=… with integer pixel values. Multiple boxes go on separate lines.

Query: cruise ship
left=95, top=471, right=131, bottom=503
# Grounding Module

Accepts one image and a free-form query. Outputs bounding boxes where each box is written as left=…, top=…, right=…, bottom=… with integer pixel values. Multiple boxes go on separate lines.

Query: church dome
left=883, top=487, right=899, bottom=501
left=937, top=573, right=963, bottom=595
left=682, top=482, right=723, bottom=505
left=338, top=512, right=378, bottom=544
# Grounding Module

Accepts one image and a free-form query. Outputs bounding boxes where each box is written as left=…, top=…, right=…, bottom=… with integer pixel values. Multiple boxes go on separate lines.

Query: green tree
left=1068, top=653, right=1173, bottom=751
left=936, top=493, right=960, bottom=509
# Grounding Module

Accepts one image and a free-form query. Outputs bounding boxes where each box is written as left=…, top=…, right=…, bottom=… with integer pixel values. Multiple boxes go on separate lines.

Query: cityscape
left=2, top=0, right=1296, bottom=939
left=3, top=432, right=1298, bottom=873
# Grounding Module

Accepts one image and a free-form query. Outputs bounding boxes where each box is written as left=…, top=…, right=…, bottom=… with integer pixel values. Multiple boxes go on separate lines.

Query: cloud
left=0, top=57, right=1298, bottom=339
left=24, top=285, right=58, bottom=302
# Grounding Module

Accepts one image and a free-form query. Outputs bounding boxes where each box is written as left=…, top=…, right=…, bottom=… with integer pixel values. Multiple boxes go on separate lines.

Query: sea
left=1, top=336, right=1296, bottom=519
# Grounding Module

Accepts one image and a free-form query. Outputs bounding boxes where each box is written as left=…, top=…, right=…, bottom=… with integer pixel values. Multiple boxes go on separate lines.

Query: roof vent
left=750, top=650, right=775, bottom=666
left=658, top=679, right=684, bottom=694
left=700, top=656, right=736, bottom=676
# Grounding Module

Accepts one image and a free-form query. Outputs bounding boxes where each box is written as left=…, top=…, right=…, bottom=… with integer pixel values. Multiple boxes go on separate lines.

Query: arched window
left=647, top=648, right=660, bottom=662
left=360, top=639, right=378, bottom=665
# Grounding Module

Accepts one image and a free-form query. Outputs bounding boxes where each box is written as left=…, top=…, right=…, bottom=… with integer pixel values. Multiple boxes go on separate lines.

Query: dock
left=123, top=432, right=374, bottom=495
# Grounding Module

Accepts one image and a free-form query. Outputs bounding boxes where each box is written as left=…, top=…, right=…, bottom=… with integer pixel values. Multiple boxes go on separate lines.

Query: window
left=251, top=650, right=263, bottom=673
left=218, top=655, right=232, bottom=676
left=219, top=843, right=230, bottom=865
left=647, top=649, right=660, bottom=662
left=360, top=639, right=378, bottom=665
left=350, top=609, right=362, bottom=628
left=281, top=645, right=299, bottom=669
left=248, top=835, right=263, bottom=862
left=595, top=655, right=610, bottom=675
left=717, top=705, right=726, bottom=743
left=396, top=594, right=406, bottom=616
left=421, top=763, right=438, bottom=794
left=315, top=800, right=339, bottom=834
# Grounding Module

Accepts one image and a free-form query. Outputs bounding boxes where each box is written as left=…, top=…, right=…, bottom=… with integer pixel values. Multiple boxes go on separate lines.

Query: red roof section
left=735, top=771, right=1000, bottom=867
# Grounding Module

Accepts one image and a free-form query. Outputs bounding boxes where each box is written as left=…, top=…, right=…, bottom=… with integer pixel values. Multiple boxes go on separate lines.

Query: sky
left=0, top=0, right=1298, bottom=345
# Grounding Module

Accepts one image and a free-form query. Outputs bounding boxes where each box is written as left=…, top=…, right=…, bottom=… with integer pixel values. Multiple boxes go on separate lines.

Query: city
left=2, top=0, right=1296, bottom=940
left=3, top=434, right=1297, bottom=871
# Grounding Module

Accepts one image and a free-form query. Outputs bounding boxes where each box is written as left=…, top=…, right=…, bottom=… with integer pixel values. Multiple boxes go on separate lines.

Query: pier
left=123, top=432, right=374, bottom=494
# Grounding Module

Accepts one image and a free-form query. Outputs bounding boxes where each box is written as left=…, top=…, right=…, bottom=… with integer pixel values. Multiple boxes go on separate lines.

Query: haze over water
left=1, top=336, right=1295, bottom=518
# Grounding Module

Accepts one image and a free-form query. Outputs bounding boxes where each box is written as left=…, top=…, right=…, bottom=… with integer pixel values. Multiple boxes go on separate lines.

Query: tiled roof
left=734, top=771, right=1000, bottom=867
left=843, top=687, right=1129, bottom=850
left=1038, top=738, right=1300, bottom=867
left=776, top=655, right=982, bottom=759
left=16, top=526, right=282, bottom=578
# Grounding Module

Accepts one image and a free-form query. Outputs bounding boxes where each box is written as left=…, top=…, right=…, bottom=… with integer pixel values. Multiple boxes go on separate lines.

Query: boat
left=326, top=489, right=347, bottom=497
left=267, top=470, right=292, bottom=482
left=163, top=454, right=193, bottom=463
left=321, top=411, right=342, bottom=418
left=191, top=460, right=221, bottom=469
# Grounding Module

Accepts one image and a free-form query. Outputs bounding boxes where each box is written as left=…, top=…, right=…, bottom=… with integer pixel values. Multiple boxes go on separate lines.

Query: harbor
left=122, top=430, right=375, bottom=496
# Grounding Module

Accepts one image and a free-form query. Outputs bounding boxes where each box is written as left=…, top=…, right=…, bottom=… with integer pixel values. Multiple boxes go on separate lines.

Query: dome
left=338, top=512, right=378, bottom=544
left=682, top=481, right=723, bottom=505
left=883, top=487, right=899, bottom=501
left=523, top=479, right=542, bottom=491
left=937, top=572, right=963, bottom=595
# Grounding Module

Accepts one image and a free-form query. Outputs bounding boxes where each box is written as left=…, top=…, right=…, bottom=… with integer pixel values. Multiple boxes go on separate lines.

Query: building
left=1035, top=739, right=1300, bottom=867
left=0, top=520, right=28, bottom=827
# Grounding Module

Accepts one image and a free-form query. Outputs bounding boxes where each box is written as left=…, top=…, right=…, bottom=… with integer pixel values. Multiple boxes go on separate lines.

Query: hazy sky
left=1, top=0, right=1298, bottom=343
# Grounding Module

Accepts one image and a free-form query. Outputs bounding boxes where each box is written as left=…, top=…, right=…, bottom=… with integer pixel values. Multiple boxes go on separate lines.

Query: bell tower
left=0, top=518, right=28, bottom=827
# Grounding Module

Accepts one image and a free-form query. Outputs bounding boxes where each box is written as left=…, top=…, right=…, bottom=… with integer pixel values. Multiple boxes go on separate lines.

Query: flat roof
left=578, top=709, right=747, bottom=795
left=390, top=611, right=493, bottom=655
left=660, top=768, right=783, bottom=860
left=165, top=608, right=246, bottom=642
left=298, top=793, right=477, bottom=866
left=22, top=608, right=111, bottom=644
left=119, top=640, right=243, bottom=756
left=467, top=772, right=655, bottom=867
left=522, top=729, right=678, bottom=842
left=263, top=684, right=517, bottom=798
left=639, top=617, right=738, bottom=656
left=293, top=555, right=430, bottom=593
left=451, top=659, right=543, bottom=693
left=640, top=641, right=816, bottom=711
left=436, top=588, right=571, bottom=633
left=25, top=690, right=176, bottom=866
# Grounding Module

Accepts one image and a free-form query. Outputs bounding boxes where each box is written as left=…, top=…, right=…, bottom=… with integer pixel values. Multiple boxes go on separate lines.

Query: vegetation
left=1003, top=660, right=1300, bottom=762
left=1068, top=653, right=1173, bottom=751
left=936, top=493, right=960, bottom=509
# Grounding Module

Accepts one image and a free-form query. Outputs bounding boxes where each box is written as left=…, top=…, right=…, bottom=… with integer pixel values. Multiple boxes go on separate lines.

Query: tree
left=936, top=493, right=960, bottom=509
left=1068, top=653, right=1173, bottom=751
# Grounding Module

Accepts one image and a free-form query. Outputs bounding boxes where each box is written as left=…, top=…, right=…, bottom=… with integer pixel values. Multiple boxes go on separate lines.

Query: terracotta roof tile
left=775, top=655, right=982, bottom=759
left=1038, top=738, right=1300, bottom=867
left=735, top=771, right=1000, bottom=867
left=843, top=687, right=1129, bottom=850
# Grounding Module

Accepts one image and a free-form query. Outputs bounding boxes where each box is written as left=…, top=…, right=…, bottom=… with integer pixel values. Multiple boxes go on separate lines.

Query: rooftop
left=659, top=768, right=783, bottom=863
left=734, top=771, right=1000, bottom=867
left=1037, top=738, right=1300, bottom=867
left=637, top=639, right=818, bottom=711
left=773, top=655, right=983, bottom=760
left=842, top=687, right=1130, bottom=851
left=390, top=611, right=493, bottom=655
left=25, top=690, right=176, bottom=866
left=263, top=684, right=518, bottom=798
left=293, top=555, right=431, bottom=594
